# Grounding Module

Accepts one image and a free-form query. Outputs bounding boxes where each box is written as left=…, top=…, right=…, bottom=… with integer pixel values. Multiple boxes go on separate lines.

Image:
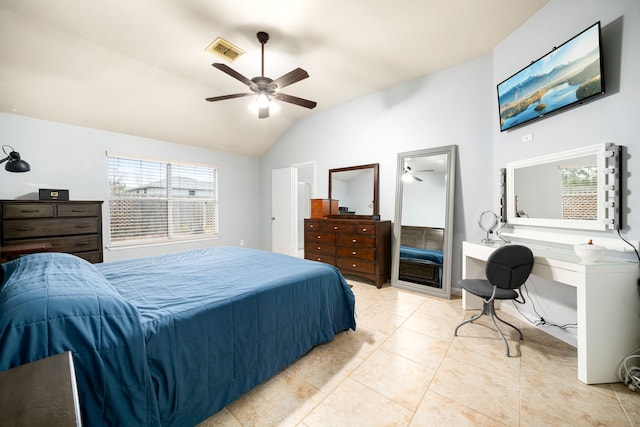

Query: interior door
left=271, top=167, right=296, bottom=255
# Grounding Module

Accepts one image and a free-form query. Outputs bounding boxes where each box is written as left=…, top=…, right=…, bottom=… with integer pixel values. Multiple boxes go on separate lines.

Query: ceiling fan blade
left=205, top=93, right=254, bottom=102
left=212, top=63, right=253, bottom=86
left=414, top=176, right=424, bottom=182
left=273, top=93, right=317, bottom=109
left=258, top=106, right=269, bottom=119
left=271, top=68, right=309, bottom=89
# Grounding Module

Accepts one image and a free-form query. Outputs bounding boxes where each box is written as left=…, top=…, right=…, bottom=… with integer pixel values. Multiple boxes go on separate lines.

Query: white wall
left=260, top=0, right=640, bottom=346
left=491, top=0, right=640, bottom=345
left=0, top=113, right=261, bottom=261
left=260, top=54, right=495, bottom=285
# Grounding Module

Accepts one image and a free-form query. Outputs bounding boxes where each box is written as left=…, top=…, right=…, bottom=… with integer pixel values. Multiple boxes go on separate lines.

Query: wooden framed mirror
left=328, top=163, right=379, bottom=218
left=391, top=146, right=457, bottom=298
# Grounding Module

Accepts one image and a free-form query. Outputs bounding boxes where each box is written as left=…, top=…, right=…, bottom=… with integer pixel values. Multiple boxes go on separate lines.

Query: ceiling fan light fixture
left=256, top=92, right=270, bottom=109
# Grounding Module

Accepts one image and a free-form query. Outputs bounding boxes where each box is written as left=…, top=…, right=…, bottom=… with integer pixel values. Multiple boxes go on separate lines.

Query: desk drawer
left=3, top=204, right=55, bottom=219
left=4, top=218, right=100, bottom=239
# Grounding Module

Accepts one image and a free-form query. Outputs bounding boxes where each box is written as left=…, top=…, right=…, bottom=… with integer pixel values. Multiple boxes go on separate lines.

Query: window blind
left=108, top=155, right=218, bottom=245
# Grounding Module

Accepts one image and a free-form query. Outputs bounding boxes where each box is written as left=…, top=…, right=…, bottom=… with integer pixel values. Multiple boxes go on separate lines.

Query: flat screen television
left=497, top=22, right=605, bottom=132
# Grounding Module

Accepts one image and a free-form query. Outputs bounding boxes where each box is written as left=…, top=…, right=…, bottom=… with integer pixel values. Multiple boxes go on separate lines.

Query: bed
left=0, top=247, right=356, bottom=426
left=398, top=226, right=444, bottom=287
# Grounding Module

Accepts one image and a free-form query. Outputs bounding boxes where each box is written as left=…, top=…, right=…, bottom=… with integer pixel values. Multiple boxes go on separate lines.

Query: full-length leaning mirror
left=392, top=145, right=456, bottom=298
left=329, top=163, right=379, bottom=217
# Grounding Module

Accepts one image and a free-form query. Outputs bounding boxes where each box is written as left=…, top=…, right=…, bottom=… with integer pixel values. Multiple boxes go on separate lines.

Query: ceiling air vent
left=205, top=37, right=244, bottom=62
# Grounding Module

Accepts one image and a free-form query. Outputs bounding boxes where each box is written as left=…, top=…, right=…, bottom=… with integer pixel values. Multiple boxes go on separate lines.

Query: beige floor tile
left=225, top=369, right=326, bottom=427
left=302, top=378, right=414, bottom=426
left=196, top=408, right=241, bottom=427
left=286, top=338, right=364, bottom=394
left=351, top=348, right=436, bottom=411
left=430, top=357, right=520, bottom=425
left=381, top=327, right=450, bottom=371
left=409, top=391, right=508, bottom=427
left=195, top=282, right=640, bottom=427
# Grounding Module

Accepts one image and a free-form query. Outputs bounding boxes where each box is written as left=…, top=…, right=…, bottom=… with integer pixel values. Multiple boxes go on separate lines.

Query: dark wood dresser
left=0, top=200, right=104, bottom=263
left=304, top=218, right=391, bottom=288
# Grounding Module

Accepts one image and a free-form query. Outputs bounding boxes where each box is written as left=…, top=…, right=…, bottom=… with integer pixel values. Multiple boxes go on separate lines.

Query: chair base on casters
left=454, top=301, right=523, bottom=357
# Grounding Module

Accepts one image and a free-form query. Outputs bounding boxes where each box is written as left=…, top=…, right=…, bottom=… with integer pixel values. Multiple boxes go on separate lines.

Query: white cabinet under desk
left=461, top=240, right=640, bottom=385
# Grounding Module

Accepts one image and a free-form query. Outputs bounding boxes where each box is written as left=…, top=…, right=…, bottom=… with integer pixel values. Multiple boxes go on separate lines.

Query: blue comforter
left=0, top=247, right=356, bottom=426
left=399, top=246, right=443, bottom=265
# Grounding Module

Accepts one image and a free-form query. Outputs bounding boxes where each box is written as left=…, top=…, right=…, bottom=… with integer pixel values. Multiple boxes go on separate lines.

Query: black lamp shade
left=2, top=150, right=31, bottom=173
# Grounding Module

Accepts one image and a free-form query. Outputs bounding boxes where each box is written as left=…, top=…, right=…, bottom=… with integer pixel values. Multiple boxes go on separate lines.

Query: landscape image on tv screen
left=497, top=22, right=604, bottom=132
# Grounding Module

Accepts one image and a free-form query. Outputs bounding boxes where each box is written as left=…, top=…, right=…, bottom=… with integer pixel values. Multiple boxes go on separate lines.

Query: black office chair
left=454, top=244, right=534, bottom=356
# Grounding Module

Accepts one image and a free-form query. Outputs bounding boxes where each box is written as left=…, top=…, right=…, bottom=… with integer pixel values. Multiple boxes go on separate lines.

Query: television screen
left=497, top=22, right=605, bottom=132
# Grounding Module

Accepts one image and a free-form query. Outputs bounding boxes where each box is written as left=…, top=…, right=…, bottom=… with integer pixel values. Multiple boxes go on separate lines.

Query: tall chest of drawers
left=0, top=200, right=104, bottom=263
left=304, top=218, right=391, bottom=288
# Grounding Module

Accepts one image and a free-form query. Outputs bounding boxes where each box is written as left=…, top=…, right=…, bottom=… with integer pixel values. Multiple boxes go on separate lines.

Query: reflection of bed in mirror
left=398, top=226, right=444, bottom=288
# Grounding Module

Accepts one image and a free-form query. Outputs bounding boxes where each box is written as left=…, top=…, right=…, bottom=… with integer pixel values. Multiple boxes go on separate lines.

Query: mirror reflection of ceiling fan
left=402, top=166, right=434, bottom=182
left=205, top=31, right=317, bottom=119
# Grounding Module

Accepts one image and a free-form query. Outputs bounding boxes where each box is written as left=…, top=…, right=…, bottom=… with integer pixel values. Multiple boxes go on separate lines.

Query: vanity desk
left=462, top=241, right=640, bottom=384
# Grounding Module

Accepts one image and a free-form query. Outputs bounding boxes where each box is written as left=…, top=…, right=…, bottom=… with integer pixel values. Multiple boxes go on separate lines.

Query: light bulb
left=257, top=93, right=270, bottom=108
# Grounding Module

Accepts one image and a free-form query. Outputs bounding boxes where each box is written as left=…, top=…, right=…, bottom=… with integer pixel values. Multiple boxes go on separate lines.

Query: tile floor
left=199, top=280, right=639, bottom=426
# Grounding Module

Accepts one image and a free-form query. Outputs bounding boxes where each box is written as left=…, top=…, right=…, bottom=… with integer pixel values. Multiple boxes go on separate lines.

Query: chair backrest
left=485, top=244, right=534, bottom=290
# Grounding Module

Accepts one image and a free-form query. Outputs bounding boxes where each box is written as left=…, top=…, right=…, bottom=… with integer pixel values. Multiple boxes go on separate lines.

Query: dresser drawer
left=9, top=235, right=100, bottom=253
left=74, top=251, right=103, bottom=263
left=321, top=222, right=355, bottom=233
left=305, top=253, right=336, bottom=265
left=337, top=246, right=375, bottom=261
left=337, top=258, right=375, bottom=274
left=4, top=218, right=100, bottom=239
left=337, top=234, right=375, bottom=247
left=305, top=242, right=336, bottom=255
left=3, top=204, right=55, bottom=219
left=304, top=221, right=322, bottom=231
left=57, top=204, right=100, bottom=217
left=304, top=231, right=336, bottom=244
left=356, top=224, right=376, bottom=235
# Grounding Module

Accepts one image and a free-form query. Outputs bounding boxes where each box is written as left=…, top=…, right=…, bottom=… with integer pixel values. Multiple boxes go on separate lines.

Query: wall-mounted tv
left=497, top=22, right=605, bottom=132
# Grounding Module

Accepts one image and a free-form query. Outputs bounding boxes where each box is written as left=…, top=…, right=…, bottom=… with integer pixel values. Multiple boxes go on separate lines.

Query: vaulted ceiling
left=0, top=0, right=548, bottom=157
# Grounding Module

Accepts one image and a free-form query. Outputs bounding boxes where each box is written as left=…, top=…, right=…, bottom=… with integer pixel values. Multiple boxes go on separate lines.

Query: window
left=108, top=154, right=218, bottom=246
left=560, top=165, right=597, bottom=220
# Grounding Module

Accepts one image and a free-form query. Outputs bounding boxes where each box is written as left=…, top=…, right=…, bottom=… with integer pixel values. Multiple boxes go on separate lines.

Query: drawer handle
left=333, top=226, right=338, bottom=230
left=317, top=258, right=322, bottom=261
left=17, top=227, right=34, bottom=231
left=317, top=235, right=321, bottom=239
left=76, top=224, right=90, bottom=229
left=352, top=251, right=357, bottom=255
left=309, top=224, right=315, bottom=228
left=362, top=228, right=367, bottom=232
left=352, top=264, right=357, bottom=268
left=352, top=239, right=357, bottom=243
left=71, top=209, right=86, bottom=213
left=20, top=209, right=39, bottom=213
left=317, top=246, right=322, bottom=250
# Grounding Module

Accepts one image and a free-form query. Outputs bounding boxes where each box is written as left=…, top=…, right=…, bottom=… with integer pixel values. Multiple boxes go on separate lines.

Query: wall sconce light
left=1, top=145, right=30, bottom=173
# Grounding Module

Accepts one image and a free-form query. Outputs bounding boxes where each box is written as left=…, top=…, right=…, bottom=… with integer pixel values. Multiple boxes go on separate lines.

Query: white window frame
left=107, top=153, right=219, bottom=247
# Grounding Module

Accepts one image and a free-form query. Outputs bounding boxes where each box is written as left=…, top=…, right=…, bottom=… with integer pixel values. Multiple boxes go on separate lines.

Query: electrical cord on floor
left=511, top=282, right=577, bottom=331
left=619, top=347, right=640, bottom=392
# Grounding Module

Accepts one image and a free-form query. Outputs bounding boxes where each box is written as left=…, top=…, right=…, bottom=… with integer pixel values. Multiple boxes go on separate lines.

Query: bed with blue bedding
left=0, top=247, right=356, bottom=426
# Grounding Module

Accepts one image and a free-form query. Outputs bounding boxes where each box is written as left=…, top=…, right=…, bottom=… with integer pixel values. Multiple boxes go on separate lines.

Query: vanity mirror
left=506, top=143, right=621, bottom=230
left=392, top=145, right=456, bottom=299
left=328, top=163, right=379, bottom=218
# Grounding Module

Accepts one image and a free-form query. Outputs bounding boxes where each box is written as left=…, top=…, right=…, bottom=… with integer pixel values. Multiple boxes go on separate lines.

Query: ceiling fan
left=205, top=31, right=317, bottom=119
